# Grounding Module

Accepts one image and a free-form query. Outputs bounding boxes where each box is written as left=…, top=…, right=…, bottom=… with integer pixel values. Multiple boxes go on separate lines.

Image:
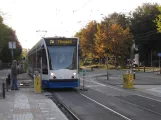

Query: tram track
left=45, top=88, right=130, bottom=120
left=46, top=89, right=131, bottom=120
left=78, top=76, right=161, bottom=119
left=44, top=73, right=161, bottom=120
left=78, top=87, right=161, bottom=120
left=90, top=77, right=161, bottom=116
left=45, top=86, right=161, bottom=120
left=46, top=91, right=81, bottom=120
left=113, top=95, right=161, bottom=117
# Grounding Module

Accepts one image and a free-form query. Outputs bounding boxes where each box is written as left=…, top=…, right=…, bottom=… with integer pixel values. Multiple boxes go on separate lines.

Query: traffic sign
left=8, top=41, right=16, bottom=49
left=158, top=53, right=161, bottom=57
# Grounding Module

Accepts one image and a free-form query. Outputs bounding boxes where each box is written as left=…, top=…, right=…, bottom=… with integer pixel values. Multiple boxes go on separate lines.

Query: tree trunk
left=115, top=56, right=117, bottom=69
left=106, top=56, right=109, bottom=80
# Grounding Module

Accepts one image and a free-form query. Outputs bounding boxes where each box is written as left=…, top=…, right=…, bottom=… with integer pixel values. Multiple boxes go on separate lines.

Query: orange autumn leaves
left=75, top=21, right=133, bottom=59
left=95, top=23, right=133, bottom=58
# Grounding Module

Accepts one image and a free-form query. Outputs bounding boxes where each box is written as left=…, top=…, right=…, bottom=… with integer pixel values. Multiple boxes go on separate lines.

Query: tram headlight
left=73, top=72, right=76, bottom=76
left=51, top=72, right=55, bottom=76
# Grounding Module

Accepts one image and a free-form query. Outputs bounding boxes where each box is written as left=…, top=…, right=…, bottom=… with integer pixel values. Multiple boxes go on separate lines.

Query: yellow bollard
left=123, top=73, right=134, bottom=89
left=34, top=72, right=41, bottom=93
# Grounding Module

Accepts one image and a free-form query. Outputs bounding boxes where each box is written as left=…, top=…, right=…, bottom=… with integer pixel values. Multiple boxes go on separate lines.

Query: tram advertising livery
left=28, top=37, right=80, bottom=88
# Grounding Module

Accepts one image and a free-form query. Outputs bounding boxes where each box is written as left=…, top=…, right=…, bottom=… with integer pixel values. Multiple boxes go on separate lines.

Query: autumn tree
left=95, top=23, right=133, bottom=71
left=75, top=21, right=98, bottom=61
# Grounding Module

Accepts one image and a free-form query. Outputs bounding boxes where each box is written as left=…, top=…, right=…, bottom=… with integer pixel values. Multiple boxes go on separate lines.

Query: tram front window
left=48, top=46, right=77, bottom=70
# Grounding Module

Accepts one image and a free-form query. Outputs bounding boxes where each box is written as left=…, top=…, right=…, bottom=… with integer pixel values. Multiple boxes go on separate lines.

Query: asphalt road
left=53, top=90, right=125, bottom=120
left=86, top=69, right=161, bottom=85
left=51, top=70, right=161, bottom=120
left=79, top=71, right=161, bottom=119
left=52, top=86, right=161, bottom=119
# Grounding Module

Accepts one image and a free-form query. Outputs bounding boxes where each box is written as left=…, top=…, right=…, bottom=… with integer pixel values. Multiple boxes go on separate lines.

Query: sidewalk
left=0, top=88, right=68, bottom=120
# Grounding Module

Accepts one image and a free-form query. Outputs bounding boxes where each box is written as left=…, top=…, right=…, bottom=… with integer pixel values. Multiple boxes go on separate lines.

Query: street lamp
left=36, top=30, right=47, bottom=38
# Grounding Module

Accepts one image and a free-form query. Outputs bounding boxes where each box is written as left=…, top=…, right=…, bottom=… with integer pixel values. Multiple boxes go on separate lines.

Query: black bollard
left=2, top=83, right=5, bottom=98
left=133, top=69, right=136, bottom=79
left=133, top=73, right=135, bottom=79
left=6, top=78, right=8, bottom=92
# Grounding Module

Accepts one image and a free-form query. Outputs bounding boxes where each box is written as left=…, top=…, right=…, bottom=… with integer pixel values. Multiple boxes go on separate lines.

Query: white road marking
left=79, top=92, right=131, bottom=120
left=81, top=76, right=161, bottom=103
left=89, top=79, right=106, bottom=86
left=80, top=77, right=106, bottom=86
left=86, top=85, right=103, bottom=87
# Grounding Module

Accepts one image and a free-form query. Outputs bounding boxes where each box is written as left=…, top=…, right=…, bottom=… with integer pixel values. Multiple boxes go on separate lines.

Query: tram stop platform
left=0, top=73, right=68, bottom=120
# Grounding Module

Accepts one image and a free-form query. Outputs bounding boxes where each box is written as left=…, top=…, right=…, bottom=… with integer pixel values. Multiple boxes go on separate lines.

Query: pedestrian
left=17, top=62, right=20, bottom=74
left=11, top=60, right=19, bottom=90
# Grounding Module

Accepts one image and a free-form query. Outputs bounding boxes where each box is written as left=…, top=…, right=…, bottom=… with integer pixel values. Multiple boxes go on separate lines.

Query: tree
left=95, top=23, right=133, bottom=79
left=103, top=12, right=130, bottom=29
left=95, top=23, right=133, bottom=64
left=130, top=3, right=161, bottom=66
left=22, top=48, right=28, bottom=58
left=75, top=21, right=98, bottom=61
left=155, top=6, right=161, bottom=32
left=0, top=14, right=22, bottom=62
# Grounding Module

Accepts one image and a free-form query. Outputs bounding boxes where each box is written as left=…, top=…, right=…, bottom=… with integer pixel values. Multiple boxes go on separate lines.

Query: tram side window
left=37, top=49, right=41, bottom=70
left=33, top=52, right=36, bottom=68
left=42, top=48, right=48, bottom=74
left=72, top=47, right=77, bottom=69
left=31, top=54, right=34, bottom=66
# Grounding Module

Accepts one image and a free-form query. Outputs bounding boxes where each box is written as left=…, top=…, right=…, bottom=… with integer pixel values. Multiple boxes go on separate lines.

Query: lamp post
left=36, top=30, right=47, bottom=38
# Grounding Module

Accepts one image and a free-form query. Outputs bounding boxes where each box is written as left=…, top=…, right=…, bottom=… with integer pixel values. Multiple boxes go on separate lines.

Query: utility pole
left=151, top=49, right=153, bottom=72
left=157, top=53, right=161, bottom=74
left=11, top=42, right=14, bottom=62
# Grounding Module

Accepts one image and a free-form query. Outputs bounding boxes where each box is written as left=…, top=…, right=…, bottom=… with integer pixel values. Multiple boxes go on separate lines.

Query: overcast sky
left=0, top=0, right=161, bottom=49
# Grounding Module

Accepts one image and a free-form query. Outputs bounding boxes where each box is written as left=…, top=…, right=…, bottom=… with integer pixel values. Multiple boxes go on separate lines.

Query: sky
left=0, top=0, right=161, bottom=49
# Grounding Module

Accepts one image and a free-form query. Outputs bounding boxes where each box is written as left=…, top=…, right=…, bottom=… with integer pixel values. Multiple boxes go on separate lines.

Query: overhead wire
left=73, top=0, right=93, bottom=13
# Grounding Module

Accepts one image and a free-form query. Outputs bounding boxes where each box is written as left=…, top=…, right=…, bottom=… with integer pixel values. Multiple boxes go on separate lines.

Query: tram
left=28, top=37, right=80, bottom=88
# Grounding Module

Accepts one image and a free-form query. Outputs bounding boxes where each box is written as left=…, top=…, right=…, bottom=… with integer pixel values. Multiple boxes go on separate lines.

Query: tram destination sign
left=45, top=38, right=77, bottom=46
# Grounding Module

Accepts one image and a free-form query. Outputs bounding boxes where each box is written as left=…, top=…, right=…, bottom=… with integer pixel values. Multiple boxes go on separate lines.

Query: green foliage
left=155, top=6, right=161, bottom=32
left=102, top=12, right=130, bottom=29
left=22, top=48, right=28, bottom=58
left=130, top=3, right=161, bottom=65
left=0, top=14, right=22, bottom=62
